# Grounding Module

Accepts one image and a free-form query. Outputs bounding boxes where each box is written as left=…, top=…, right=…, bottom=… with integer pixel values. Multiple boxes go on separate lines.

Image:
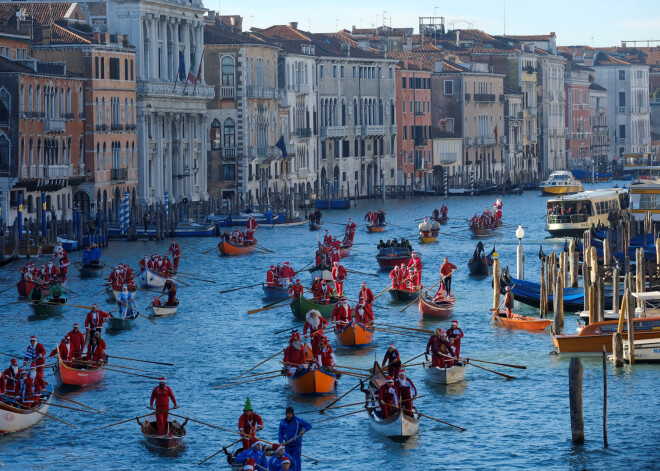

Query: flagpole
left=193, top=48, right=205, bottom=96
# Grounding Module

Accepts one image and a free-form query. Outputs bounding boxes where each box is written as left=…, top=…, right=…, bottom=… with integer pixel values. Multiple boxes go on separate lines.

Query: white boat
left=0, top=386, right=53, bottom=435
left=422, top=361, right=467, bottom=384
left=539, top=171, right=584, bottom=196
left=309, top=268, right=332, bottom=281
left=138, top=268, right=168, bottom=289
left=545, top=188, right=630, bottom=237
left=623, top=338, right=660, bottom=362
left=149, top=302, right=178, bottom=317
left=630, top=175, right=660, bottom=222
left=105, top=285, right=139, bottom=302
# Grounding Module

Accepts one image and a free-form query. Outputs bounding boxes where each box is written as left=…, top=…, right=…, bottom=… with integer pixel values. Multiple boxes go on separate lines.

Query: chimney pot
left=289, top=22, right=298, bottom=29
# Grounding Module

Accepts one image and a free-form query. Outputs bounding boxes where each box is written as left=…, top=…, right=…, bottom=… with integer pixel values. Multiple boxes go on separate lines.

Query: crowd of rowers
left=364, top=209, right=386, bottom=226
left=220, top=215, right=259, bottom=246
left=0, top=316, right=111, bottom=409
left=432, top=204, right=449, bottom=220
left=137, top=241, right=182, bottom=277
left=19, top=244, right=69, bottom=285
left=389, top=252, right=423, bottom=291
left=469, top=198, right=504, bottom=229
left=376, top=238, right=413, bottom=251
left=266, top=262, right=297, bottom=288
left=81, top=243, right=103, bottom=268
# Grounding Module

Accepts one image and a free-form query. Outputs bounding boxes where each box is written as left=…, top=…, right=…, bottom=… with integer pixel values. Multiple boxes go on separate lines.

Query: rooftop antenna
left=382, top=11, right=387, bottom=27
left=336, top=18, right=339, bottom=31
left=503, top=2, right=506, bottom=35
left=250, top=15, right=254, bottom=29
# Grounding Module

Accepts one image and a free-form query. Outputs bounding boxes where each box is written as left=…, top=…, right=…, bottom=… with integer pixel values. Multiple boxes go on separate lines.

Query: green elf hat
left=243, top=397, right=254, bottom=412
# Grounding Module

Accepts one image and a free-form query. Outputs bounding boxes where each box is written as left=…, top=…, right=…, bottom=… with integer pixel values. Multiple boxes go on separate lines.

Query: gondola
left=287, top=367, right=337, bottom=395
left=468, top=219, right=502, bottom=237
left=308, top=221, right=323, bottom=231
left=262, top=283, right=290, bottom=301
left=218, top=239, right=257, bottom=256
left=432, top=216, right=449, bottom=225
left=490, top=309, right=552, bottom=331
left=363, top=361, right=419, bottom=438
left=418, top=291, right=455, bottom=319
left=467, top=242, right=494, bottom=276
left=388, top=288, right=421, bottom=303
left=0, top=385, right=53, bottom=434
left=376, top=247, right=412, bottom=269
left=422, top=361, right=467, bottom=384
left=53, top=354, right=106, bottom=387
left=75, top=261, right=105, bottom=278
left=290, top=295, right=338, bottom=319
left=334, top=321, right=374, bottom=347
left=17, top=279, right=39, bottom=298
left=29, top=293, right=68, bottom=317
left=137, top=267, right=168, bottom=289
left=139, top=415, right=187, bottom=450
left=366, top=224, right=386, bottom=233
left=105, top=285, right=138, bottom=302
left=308, top=266, right=333, bottom=281
left=419, top=229, right=439, bottom=244
left=149, top=301, right=179, bottom=317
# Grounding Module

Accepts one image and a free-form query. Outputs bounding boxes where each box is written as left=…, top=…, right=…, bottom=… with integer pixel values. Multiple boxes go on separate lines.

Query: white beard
left=11, top=366, right=18, bottom=375
left=29, top=371, right=37, bottom=379
left=307, top=316, right=320, bottom=329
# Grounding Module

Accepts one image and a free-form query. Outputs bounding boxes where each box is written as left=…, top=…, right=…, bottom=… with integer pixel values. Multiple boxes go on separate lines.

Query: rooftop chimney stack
left=289, top=22, right=298, bottom=29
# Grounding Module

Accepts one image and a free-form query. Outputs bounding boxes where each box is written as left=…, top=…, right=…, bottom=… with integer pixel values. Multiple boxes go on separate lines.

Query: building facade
left=538, top=54, right=566, bottom=173
left=564, top=61, right=591, bottom=168
left=589, top=82, right=609, bottom=166
left=503, top=87, right=524, bottom=183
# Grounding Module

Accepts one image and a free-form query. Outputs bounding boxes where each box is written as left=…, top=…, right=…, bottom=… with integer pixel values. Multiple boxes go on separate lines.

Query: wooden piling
left=569, top=240, right=578, bottom=287
left=568, top=357, right=585, bottom=445
left=636, top=247, right=644, bottom=309
left=588, top=281, right=594, bottom=325
left=612, top=332, right=624, bottom=367
left=540, top=259, right=547, bottom=318
left=602, top=345, right=608, bottom=448
left=492, top=258, right=501, bottom=311
left=612, top=267, right=620, bottom=315
left=626, top=285, right=636, bottom=365
left=553, top=272, right=564, bottom=333
left=583, top=245, right=590, bottom=312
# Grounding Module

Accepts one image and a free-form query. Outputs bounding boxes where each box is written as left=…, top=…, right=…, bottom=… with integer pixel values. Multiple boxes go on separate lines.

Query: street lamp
left=516, top=224, right=525, bottom=279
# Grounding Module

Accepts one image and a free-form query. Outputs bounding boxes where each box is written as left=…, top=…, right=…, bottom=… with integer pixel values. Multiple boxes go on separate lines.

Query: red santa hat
left=505, top=286, right=511, bottom=291
left=92, top=303, right=98, bottom=309
left=158, top=377, right=166, bottom=382
left=273, top=444, right=284, bottom=454
left=321, top=279, right=327, bottom=284
left=284, top=262, right=290, bottom=266
left=30, top=335, right=37, bottom=341
left=73, top=323, right=79, bottom=328
left=362, top=281, right=367, bottom=286
left=385, top=376, right=393, bottom=383
left=30, top=363, right=36, bottom=369
left=451, top=320, right=458, bottom=325
left=270, top=265, right=275, bottom=269
left=398, top=369, right=406, bottom=376
left=296, top=279, right=301, bottom=283
left=412, top=252, right=417, bottom=257
left=281, top=456, right=291, bottom=464
left=65, top=336, right=70, bottom=340
left=11, top=358, right=17, bottom=365
left=348, top=218, right=352, bottom=221
left=290, top=331, right=301, bottom=342
left=333, top=261, right=338, bottom=266
left=388, top=343, right=394, bottom=348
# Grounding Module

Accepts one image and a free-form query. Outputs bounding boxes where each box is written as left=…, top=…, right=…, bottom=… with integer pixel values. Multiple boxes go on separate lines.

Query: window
left=124, top=59, right=128, bottom=80
left=223, top=118, right=235, bottom=147
left=101, top=58, right=105, bottom=79
left=0, top=89, right=9, bottom=123
left=222, top=164, right=236, bottom=181
left=109, top=58, right=120, bottom=80
left=221, top=56, right=235, bottom=86
left=210, top=119, right=221, bottom=149
left=95, top=57, right=99, bottom=78
left=619, top=124, right=626, bottom=139
left=619, top=92, right=625, bottom=107
left=319, top=65, right=324, bottom=78
left=352, top=66, right=356, bottom=78
left=619, top=70, right=625, bottom=80
left=403, top=127, right=407, bottom=140
left=402, top=101, right=406, bottom=113
left=402, top=76, right=406, bottom=89
left=130, top=60, right=134, bottom=80
left=444, top=80, right=453, bottom=95
left=340, top=65, right=344, bottom=78
left=389, top=67, right=393, bottom=79
left=333, top=65, right=337, bottom=78
left=0, top=134, right=9, bottom=171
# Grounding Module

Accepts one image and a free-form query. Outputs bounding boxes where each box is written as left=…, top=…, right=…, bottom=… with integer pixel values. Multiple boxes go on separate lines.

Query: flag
left=606, top=128, right=610, bottom=144
left=178, top=51, right=186, bottom=82
left=187, top=51, right=197, bottom=85
left=275, top=135, right=288, bottom=158
left=494, top=124, right=498, bottom=144
left=196, top=49, right=204, bottom=84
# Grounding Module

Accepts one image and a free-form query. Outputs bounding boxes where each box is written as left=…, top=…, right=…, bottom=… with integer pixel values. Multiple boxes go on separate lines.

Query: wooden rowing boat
left=388, top=288, right=421, bottom=303
left=308, top=221, right=323, bottom=231
left=17, top=279, right=39, bottom=298
left=29, top=293, right=67, bottom=317
left=75, top=261, right=105, bottom=278
left=491, top=309, right=552, bottom=331
left=149, top=301, right=179, bottom=317
left=53, top=354, right=106, bottom=387
left=0, top=385, right=53, bottom=435
left=218, top=239, right=257, bottom=256
left=106, top=285, right=138, bottom=302
left=422, top=361, right=467, bottom=384
left=107, top=310, right=139, bottom=331
left=287, top=367, right=337, bottom=395
left=376, top=247, right=412, bottom=269
left=262, top=283, right=290, bottom=301
left=467, top=244, right=494, bottom=276
left=419, top=229, right=439, bottom=244
left=432, top=216, right=449, bottom=225
left=364, top=361, right=419, bottom=437
left=334, top=321, right=374, bottom=347
left=418, top=293, right=455, bottom=319
left=137, top=268, right=168, bottom=289
left=553, top=316, right=660, bottom=353
left=309, top=266, right=332, bottom=281
left=139, top=414, right=187, bottom=449
left=290, top=295, right=338, bottom=319
left=468, top=219, right=502, bottom=237
left=366, top=224, right=386, bottom=233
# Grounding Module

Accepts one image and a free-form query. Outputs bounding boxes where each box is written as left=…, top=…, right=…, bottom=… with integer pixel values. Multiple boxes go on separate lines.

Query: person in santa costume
left=86, top=335, right=105, bottom=367
left=238, top=397, right=263, bottom=450
left=389, top=266, right=403, bottom=290
left=168, top=240, right=181, bottom=271
left=3, top=358, right=22, bottom=396
left=266, top=265, right=279, bottom=287
left=317, top=337, right=335, bottom=369
left=303, top=310, right=328, bottom=353
left=85, top=304, right=110, bottom=335
left=345, top=218, right=357, bottom=243
left=382, top=344, right=401, bottom=378
left=23, top=335, right=46, bottom=387
left=395, top=369, right=417, bottom=417
left=445, top=320, right=464, bottom=357
left=49, top=335, right=74, bottom=366
left=18, top=370, right=35, bottom=408
left=331, top=296, right=351, bottom=329
left=289, top=279, right=304, bottom=299
left=283, top=332, right=306, bottom=373
left=378, top=376, right=398, bottom=419
left=149, top=376, right=177, bottom=435
left=67, top=323, right=85, bottom=358
left=354, top=296, right=374, bottom=326
left=331, top=262, right=347, bottom=296
left=428, top=330, right=452, bottom=368
left=359, top=282, right=374, bottom=313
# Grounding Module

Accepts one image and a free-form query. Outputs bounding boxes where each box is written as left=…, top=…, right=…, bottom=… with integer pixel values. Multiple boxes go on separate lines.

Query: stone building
left=563, top=61, right=592, bottom=168
left=589, top=82, right=609, bottom=167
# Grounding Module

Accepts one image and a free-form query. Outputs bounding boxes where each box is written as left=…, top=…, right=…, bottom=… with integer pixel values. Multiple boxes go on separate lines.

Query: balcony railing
left=111, top=168, right=128, bottom=181
left=44, top=117, right=66, bottom=133
left=464, top=93, right=471, bottom=102
left=363, top=125, right=386, bottom=136
left=43, top=164, right=71, bottom=179
left=63, top=113, right=74, bottom=120
left=464, top=137, right=472, bottom=147
left=137, top=80, right=215, bottom=98
left=390, top=125, right=397, bottom=134
left=618, top=106, right=627, bottom=114
left=294, top=84, right=310, bottom=94
left=111, top=123, right=123, bottom=131
left=220, top=86, right=236, bottom=99
left=474, top=94, right=496, bottom=103
left=320, top=126, right=349, bottom=139
left=248, top=146, right=281, bottom=159
left=483, top=137, right=496, bottom=145
left=223, top=148, right=237, bottom=158
left=642, top=137, right=652, bottom=145
left=414, top=138, right=428, bottom=147
left=294, top=128, right=312, bottom=138
left=439, top=152, right=458, bottom=165
left=548, top=214, right=588, bottom=224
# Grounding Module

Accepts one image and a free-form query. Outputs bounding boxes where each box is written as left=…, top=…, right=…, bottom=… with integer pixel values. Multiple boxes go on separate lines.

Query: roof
left=0, top=3, right=81, bottom=25
left=204, top=24, right=264, bottom=46
left=496, top=34, right=554, bottom=41
left=503, top=86, right=522, bottom=95
left=594, top=52, right=631, bottom=66
left=47, top=23, right=91, bottom=44
left=0, top=23, right=29, bottom=38
left=589, top=82, right=607, bottom=91
left=257, top=24, right=310, bottom=42
left=0, top=55, right=35, bottom=74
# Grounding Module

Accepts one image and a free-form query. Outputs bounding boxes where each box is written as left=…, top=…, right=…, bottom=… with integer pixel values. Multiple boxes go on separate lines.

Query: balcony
left=363, top=125, right=387, bottom=136
left=642, top=137, right=652, bottom=145
left=500, top=136, right=508, bottom=145
left=515, top=143, right=523, bottom=152
left=223, top=148, right=237, bottom=158
left=297, top=168, right=309, bottom=178
left=220, top=86, right=236, bottom=99
left=111, top=123, right=123, bottom=131
left=294, top=83, right=310, bottom=94
left=136, top=80, right=215, bottom=98
left=528, top=133, right=538, bottom=142
left=294, top=128, right=312, bottom=138
left=618, top=106, right=627, bottom=114
left=111, top=168, right=128, bottom=181
left=320, top=126, right=349, bottom=139
left=63, top=113, right=74, bottom=120
left=558, top=91, right=566, bottom=101
left=354, top=125, right=362, bottom=136
left=439, top=152, right=458, bottom=165
left=248, top=146, right=281, bottom=160
left=43, top=164, right=71, bottom=179
left=44, top=117, right=66, bottom=133
left=414, top=111, right=424, bottom=116
left=529, top=107, right=538, bottom=117
left=474, top=94, right=496, bottom=103
left=464, top=93, right=471, bottom=102
left=483, top=137, right=496, bottom=145
left=390, top=125, right=397, bottom=134
left=464, top=137, right=473, bottom=147
left=414, top=137, right=428, bottom=147
left=618, top=138, right=627, bottom=146
left=597, top=107, right=605, bottom=115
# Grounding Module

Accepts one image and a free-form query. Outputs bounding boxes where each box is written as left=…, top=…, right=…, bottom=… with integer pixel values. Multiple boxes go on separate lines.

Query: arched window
left=66, top=88, right=71, bottom=114
left=102, top=142, right=107, bottom=169
left=28, top=85, right=33, bottom=114
left=0, top=89, right=9, bottom=124
left=223, top=118, right=235, bottom=148
left=20, top=85, right=24, bottom=113
left=221, top=56, right=234, bottom=86
left=210, top=119, right=221, bottom=149
left=36, top=85, right=41, bottom=114
left=0, top=132, right=9, bottom=171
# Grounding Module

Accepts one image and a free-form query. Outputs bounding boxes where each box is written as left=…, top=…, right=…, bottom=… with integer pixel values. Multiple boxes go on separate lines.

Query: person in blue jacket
left=233, top=441, right=267, bottom=471
left=268, top=443, right=295, bottom=471
left=265, top=208, right=274, bottom=224
left=278, top=407, right=311, bottom=471
left=89, top=243, right=101, bottom=262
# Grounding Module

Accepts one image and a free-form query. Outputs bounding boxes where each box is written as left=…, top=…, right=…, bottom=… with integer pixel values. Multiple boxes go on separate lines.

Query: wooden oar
left=0, top=285, right=17, bottom=295
left=94, top=366, right=162, bottom=380
left=0, top=300, right=30, bottom=308
left=400, top=278, right=442, bottom=313
left=293, top=261, right=314, bottom=275
left=36, top=400, right=100, bottom=414
left=466, top=358, right=527, bottom=369
left=345, top=269, right=378, bottom=277
left=386, top=222, right=411, bottom=231
left=90, top=412, right=154, bottom=431
left=135, top=310, right=157, bottom=326
left=90, top=286, right=109, bottom=297
left=373, top=284, right=392, bottom=300
left=373, top=322, right=433, bottom=335
left=232, top=348, right=284, bottom=380
left=49, top=390, right=103, bottom=413
left=438, top=353, right=515, bottom=380
left=248, top=296, right=292, bottom=315
left=0, top=399, right=76, bottom=427
left=106, top=355, right=174, bottom=366
left=372, top=328, right=428, bottom=339
left=311, top=408, right=367, bottom=424
left=256, top=244, right=274, bottom=253
left=403, top=408, right=467, bottom=431
left=106, top=363, right=162, bottom=375
left=202, top=246, right=219, bottom=255
left=171, top=273, right=216, bottom=284
left=274, top=324, right=305, bottom=335
left=336, top=370, right=368, bottom=379
left=220, top=283, right=263, bottom=294
left=334, top=364, right=371, bottom=372
left=216, top=370, right=282, bottom=385
left=198, top=437, right=242, bottom=465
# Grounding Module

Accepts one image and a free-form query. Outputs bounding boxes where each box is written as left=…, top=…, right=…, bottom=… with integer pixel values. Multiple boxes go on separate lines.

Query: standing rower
left=395, top=370, right=417, bottom=417
left=446, top=320, right=464, bottom=357
left=149, top=377, right=177, bottom=435
left=331, top=262, right=347, bottom=296
left=168, top=240, right=181, bottom=271
left=162, top=278, right=177, bottom=306
left=278, top=407, right=311, bottom=471
left=23, top=336, right=46, bottom=389
left=439, top=257, right=457, bottom=295
left=85, top=304, right=110, bottom=336
left=303, top=310, right=328, bottom=354
left=381, top=344, right=401, bottom=378
left=238, top=397, right=264, bottom=450
left=378, top=376, right=398, bottom=419
left=289, top=279, right=304, bottom=299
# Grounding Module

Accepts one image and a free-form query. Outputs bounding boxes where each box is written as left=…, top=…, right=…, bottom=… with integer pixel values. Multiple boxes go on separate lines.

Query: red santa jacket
left=238, top=412, right=263, bottom=437
left=360, top=287, right=374, bottom=305
left=378, top=383, right=398, bottom=405
left=355, top=304, right=373, bottom=324
left=446, top=327, right=464, bottom=342
left=395, top=377, right=417, bottom=398
left=3, top=366, right=21, bottom=395
left=87, top=344, right=104, bottom=363
left=283, top=345, right=306, bottom=365
left=289, top=284, right=304, bottom=298
left=331, top=303, right=351, bottom=323
left=408, top=257, right=422, bottom=272
left=85, top=310, right=110, bottom=329
left=67, top=330, right=86, bottom=355
left=150, top=385, right=177, bottom=410
left=317, top=346, right=335, bottom=367
left=50, top=341, right=74, bottom=363
left=303, top=316, right=328, bottom=335
left=331, top=265, right=347, bottom=281
left=389, top=268, right=403, bottom=283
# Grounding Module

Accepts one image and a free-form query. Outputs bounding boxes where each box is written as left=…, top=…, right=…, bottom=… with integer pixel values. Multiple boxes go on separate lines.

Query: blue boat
left=314, top=199, right=350, bottom=209
left=107, top=222, right=216, bottom=237
left=262, top=283, right=290, bottom=301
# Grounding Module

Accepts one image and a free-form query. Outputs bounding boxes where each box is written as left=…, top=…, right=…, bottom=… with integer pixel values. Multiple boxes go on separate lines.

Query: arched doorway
left=74, top=190, right=91, bottom=220
left=366, top=163, right=373, bottom=196
left=333, top=165, right=340, bottom=196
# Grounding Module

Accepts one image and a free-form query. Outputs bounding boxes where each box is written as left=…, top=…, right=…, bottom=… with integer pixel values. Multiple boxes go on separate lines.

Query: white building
left=105, top=0, right=214, bottom=206
left=539, top=54, right=566, bottom=173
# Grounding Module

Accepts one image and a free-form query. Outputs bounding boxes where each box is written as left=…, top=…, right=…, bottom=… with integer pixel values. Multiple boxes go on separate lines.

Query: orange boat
left=366, top=224, right=386, bottom=233
left=552, top=316, right=660, bottom=353
left=491, top=309, right=552, bottom=331
left=334, top=321, right=374, bottom=347
left=287, top=368, right=337, bottom=395
left=218, top=239, right=257, bottom=256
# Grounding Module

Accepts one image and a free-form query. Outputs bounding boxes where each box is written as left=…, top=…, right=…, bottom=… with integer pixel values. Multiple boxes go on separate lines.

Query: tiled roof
left=594, top=52, right=630, bottom=66
left=47, top=23, right=91, bottom=44
left=0, top=3, right=77, bottom=25
left=257, top=24, right=311, bottom=41
left=589, top=82, right=607, bottom=91
left=413, top=43, right=442, bottom=52
left=0, top=55, right=35, bottom=74
left=445, top=29, right=500, bottom=43
left=204, top=24, right=264, bottom=46
left=496, top=34, right=554, bottom=41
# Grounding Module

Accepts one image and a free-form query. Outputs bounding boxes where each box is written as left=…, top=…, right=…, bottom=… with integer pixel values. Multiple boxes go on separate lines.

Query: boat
left=0, top=385, right=53, bottom=435
left=376, top=247, right=412, bottom=269
left=418, top=292, right=455, bottom=319
left=209, top=210, right=267, bottom=227
left=448, top=185, right=497, bottom=196
left=388, top=289, right=421, bottom=303
left=29, top=293, right=68, bottom=317
left=467, top=243, right=494, bottom=276
left=57, top=237, right=79, bottom=252
left=218, top=239, right=257, bottom=256
left=53, top=354, right=106, bottom=387
left=366, top=224, right=386, bottom=233
left=137, top=268, right=168, bottom=289
left=290, top=295, right=338, bottom=319
left=545, top=188, right=630, bottom=237
left=287, top=367, right=337, bottom=395
left=629, top=175, right=660, bottom=223
left=334, top=321, right=374, bottom=347
left=139, top=414, right=187, bottom=449
left=622, top=338, right=660, bottom=363
left=262, top=283, right=290, bottom=301
left=468, top=219, right=502, bottom=237
left=108, top=222, right=216, bottom=237
left=259, top=220, right=307, bottom=229
left=539, top=170, right=584, bottom=196
left=75, top=261, right=105, bottom=278
left=107, top=309, right=139, bottom=331
left=419, top=229, right=439, bottom=244
left=422, top=361, right=467, bottom=384
left=363, top=362, right=419, bottom=437
left=491, top=309, right=552, bottom=331
left=149, top=301, right=179, bottom=317
left=308, top=266, right=333, bottom=281
left=314, top=198, right=350, bottom=209
left=105, top=285, right=138, bottom=302
left=552, top=316, right=660, bottom=353
left=309, top=221, right=323, bottom=231
left=17, top=279, right=40, bottom=298
left=432, top=216, right=449, bottom=226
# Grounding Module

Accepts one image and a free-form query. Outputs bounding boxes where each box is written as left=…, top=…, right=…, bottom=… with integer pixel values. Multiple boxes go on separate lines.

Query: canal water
left=1, top=184, right=658, bottom=470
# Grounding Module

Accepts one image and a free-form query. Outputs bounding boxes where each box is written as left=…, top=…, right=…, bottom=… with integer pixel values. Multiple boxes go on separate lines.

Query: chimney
left=42, top=25, right=51, bottom=45
left=341, top=42, right=350, bottom=57
left=456, top=30, right=460, bottom=47
left=289, top=21, right=298, bottom=29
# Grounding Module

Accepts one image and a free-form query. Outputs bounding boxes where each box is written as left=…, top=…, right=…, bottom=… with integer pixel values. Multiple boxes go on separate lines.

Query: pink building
left=565, top=62, right=593, bottom=166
